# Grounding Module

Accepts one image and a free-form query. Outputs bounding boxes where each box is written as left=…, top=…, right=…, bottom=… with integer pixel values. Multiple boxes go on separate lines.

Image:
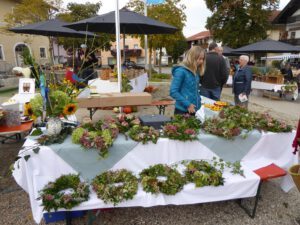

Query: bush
left=152, top=73, right=171, bottom=79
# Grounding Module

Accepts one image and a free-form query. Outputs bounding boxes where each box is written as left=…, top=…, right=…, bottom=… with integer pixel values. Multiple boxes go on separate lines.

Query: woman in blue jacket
left=233, top=55, right=252, bottom=108
left=170, top=46, right=206, bottom=115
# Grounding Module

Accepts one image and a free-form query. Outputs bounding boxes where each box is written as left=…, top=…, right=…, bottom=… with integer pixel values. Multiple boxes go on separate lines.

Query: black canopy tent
left=65, top=7, right=178, bottom=63
left=10, top=19, right=96, bottom=64
left=232, top=39, right=300, bottom=53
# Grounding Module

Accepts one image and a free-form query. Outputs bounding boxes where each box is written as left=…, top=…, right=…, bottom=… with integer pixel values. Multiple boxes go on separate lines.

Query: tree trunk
left=159, top=47, right=162, bottom=74
left=148, top=47, right=153, bottom=79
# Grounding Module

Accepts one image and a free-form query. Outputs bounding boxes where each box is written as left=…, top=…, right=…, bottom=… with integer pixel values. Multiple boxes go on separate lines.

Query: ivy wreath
left=139, top=164, right=186, bottom=195
left=92, top=169, right=138, bottom=205
left=38, top=174, right=90, bottom=212
left=184, top=160, right=224, bottom=187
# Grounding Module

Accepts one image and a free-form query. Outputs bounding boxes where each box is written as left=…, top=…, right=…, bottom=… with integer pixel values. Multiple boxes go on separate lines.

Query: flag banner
left=147, top=0, right=165, bottom=5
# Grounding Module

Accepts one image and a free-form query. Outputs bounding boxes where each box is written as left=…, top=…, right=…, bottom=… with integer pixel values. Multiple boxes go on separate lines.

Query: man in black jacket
left=200, top=42, right=228, bottom=100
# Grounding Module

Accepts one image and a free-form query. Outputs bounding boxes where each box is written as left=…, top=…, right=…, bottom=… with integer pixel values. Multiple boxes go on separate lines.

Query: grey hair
left=240, top=55, right=249, bottom=63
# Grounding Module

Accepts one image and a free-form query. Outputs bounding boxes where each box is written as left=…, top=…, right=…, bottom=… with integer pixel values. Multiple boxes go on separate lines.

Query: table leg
left=66, top=211, right=72, bottom=225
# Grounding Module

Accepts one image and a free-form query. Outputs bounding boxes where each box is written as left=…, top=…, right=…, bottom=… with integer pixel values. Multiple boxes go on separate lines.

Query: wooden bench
left=0, top=121, right=33, bottom=143
left=87, top=100, right=175, bottom=120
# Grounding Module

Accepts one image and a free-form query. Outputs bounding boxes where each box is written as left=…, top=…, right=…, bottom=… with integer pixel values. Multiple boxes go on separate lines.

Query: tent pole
left=144, top=0, right=148, bottom=71
left=115, top=0, right=122, bottom=93
left=123, top=29, right=126, bottom=63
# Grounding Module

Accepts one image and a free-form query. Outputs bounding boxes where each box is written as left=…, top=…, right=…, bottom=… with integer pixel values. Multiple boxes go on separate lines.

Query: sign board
left=18, top=78, right=35, bottom=94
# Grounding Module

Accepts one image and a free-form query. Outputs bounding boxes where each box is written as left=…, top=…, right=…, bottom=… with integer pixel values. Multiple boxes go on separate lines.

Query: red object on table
left=254, top=163, right=286, bottom=181
left=292, top=119, right=300, bottom=154
left=0, top=121, right=33, bottom=134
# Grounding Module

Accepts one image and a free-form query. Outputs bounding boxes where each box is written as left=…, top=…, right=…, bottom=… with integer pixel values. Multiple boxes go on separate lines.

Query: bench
left=0, top=121, right=33, bottom=143
left=87, top=100, right=175, bottom=120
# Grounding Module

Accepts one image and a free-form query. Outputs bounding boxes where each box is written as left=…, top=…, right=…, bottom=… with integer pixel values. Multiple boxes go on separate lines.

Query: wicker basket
left=289, top=164, right=300, bottom=192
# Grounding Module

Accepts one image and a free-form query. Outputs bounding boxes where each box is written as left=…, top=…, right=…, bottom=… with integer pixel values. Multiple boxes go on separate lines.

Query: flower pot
left=288, top=164, right=300, bottom=192
left=46, top=117, right=62, bottom=136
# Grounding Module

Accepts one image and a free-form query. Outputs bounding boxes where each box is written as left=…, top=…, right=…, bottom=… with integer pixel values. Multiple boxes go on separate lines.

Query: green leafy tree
left=205, top=0, right=279, bottom=48
left=166, top=34, right=187, bottom=64
left=127, top=0, right=186, bottom=74
left=4, top=0, right=61, bottom=27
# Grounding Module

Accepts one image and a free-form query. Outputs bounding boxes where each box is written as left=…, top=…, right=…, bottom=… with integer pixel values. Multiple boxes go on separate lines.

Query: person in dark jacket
left=233, top=55, right=252, bottom=108
left=200, top=42, right=228, bottom=100
left=78, top=44, right=98, bottom=84
left=170, top=46, right=206, bottom=115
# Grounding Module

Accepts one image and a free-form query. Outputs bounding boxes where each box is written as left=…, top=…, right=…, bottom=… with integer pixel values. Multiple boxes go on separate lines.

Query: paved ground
left=1, top=82, right=300, bottom=225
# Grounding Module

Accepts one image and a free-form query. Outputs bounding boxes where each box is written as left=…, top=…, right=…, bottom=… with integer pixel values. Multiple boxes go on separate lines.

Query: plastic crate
left=43, top=211, right=85, bottom=224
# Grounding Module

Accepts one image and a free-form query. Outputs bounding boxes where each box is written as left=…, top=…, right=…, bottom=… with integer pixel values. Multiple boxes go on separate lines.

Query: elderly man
left=233, top=55, right=252, bottom=108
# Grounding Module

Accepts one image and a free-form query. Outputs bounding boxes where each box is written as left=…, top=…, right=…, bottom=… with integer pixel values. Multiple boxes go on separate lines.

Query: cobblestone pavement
left=1, top=83, right=300, bottom=225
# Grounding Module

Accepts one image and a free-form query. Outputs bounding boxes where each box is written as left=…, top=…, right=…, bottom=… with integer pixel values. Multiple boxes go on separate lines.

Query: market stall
left=12, top=125, right=296, bottom=223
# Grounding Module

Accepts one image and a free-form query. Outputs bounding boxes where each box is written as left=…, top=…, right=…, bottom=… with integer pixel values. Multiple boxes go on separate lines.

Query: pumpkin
left=123, top=106, right=132, bottom=114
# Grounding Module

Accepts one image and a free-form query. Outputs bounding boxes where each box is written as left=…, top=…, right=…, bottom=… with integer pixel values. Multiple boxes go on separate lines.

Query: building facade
left=0, top=0, right=50, bottom=72
left=186, top=31, right=213, bottom=49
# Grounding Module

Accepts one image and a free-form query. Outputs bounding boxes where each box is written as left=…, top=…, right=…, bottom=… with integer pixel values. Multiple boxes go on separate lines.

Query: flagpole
left=115, top=0, right=122, bottom=92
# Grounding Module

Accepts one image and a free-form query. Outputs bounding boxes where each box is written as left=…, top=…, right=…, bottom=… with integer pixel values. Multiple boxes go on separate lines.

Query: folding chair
left=237, top=163, right=287, bottom=218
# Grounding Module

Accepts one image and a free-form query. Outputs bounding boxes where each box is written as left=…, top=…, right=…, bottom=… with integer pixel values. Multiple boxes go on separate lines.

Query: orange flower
left=63, top=103, right=77, bottom=115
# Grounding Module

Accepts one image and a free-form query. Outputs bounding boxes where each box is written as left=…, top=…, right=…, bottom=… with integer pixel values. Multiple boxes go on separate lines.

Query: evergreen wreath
left=128, top=125, right=160, bottom=144
left=92, top=169, right=138, bottom=206
left=184, top=160, right=224, bottom=187
left=139, top=164, right=186, bottom=195
left=38, top=174, right=90, bottom=212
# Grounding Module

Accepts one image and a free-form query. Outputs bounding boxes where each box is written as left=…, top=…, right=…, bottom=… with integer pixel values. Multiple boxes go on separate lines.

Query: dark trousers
left=82, top=68, right=96, bottom=84
left=200, top=87, right=222, bottom=101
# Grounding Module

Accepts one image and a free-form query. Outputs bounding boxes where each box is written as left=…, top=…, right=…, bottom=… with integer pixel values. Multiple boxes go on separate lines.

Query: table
left=13, top=128, right=297, bottom=224
left=88, top=73, right=148, bottom=94
left=0, top=121, right=33, bottom=143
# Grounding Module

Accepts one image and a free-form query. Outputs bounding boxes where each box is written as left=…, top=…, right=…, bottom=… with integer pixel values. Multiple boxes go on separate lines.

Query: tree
left=205, top=0, right=279, bottom=48
left=4, top=0, right=61, bottom=27
left=127, top=0, right=186, bottom=74
left=166, top=35, right=187, bottom=64
left=56, top=2, right=113, bottom=52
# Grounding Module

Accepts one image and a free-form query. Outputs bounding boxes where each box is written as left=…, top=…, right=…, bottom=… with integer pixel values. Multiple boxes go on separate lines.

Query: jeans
left=200, top=87, right=222, bottom=101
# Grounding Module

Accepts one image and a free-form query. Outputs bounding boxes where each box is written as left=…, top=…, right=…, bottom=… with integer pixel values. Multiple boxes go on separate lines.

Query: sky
left=62, top=0, right=291, bottom=38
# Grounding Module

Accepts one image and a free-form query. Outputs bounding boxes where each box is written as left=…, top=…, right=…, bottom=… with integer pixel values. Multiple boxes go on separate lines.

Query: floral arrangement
left=128, top=125, right=160, bottom=144
left=255, top=112, right=292, bottom=133
left=114, top=114, right=141, bottom=133
left=202, top=118, right=242, bottom=139
left=92, top=169, right=138, bottom=205
left=281, top=82, right=298, bottom=93
left=37, top=126, right=73, bottom=145
left=29, top=90, right=77, bottom=119
left=38, top=174, right=90, bottom=212
left=162, top=114, right=200, bottom=141
left=71, top=119, right=119, bottom=158
left=139, top=164, right=186, bottom=195
left=184, top=160, right=224, bottom=187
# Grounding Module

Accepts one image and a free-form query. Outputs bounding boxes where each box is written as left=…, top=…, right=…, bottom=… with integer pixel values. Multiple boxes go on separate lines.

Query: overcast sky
left=63, top=0, right=291, bottom=38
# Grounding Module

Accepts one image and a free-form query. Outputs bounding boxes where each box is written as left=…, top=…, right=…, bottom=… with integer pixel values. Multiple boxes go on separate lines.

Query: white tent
left=261, top=54, right=300, bottom=60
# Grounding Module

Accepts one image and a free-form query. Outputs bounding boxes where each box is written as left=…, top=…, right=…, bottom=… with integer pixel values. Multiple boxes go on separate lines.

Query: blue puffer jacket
left=170, top=66, right=201, bottom=112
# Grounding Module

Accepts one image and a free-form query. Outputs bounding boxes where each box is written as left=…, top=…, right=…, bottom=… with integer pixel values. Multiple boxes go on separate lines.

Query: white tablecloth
left=88, top=73, right=148, bottom=93
left=13, top=136, right=264, bottom=223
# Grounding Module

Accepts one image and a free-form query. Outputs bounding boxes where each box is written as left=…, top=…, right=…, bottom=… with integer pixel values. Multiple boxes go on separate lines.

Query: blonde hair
left=182, top=46, right=206, bottom=75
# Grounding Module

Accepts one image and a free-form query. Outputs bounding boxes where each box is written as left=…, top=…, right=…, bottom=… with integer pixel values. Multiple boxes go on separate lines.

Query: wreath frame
left=184, top=160, right=224, bottom=187
left=139, top=164, right=186, bottom=195
left=38, top=174, right=90, bottom=212
left=92, top=169, right=138, bottom=206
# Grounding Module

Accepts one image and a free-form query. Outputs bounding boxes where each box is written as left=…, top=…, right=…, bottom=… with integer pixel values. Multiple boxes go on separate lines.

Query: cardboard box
left=77, top=92, right=152, bottom=108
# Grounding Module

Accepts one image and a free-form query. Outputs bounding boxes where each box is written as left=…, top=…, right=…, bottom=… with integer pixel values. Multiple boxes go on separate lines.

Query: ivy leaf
left=14, top=156, right=21, bottom=162
left=24, top=155, right=31, bottom=161
left=33, top=147, right=40, bottom=154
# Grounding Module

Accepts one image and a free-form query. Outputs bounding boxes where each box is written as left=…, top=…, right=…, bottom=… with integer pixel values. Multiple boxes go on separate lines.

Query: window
left=40, top=47, right=46, bottom=58
left=0, top=45, right=4, bottom=60
left=124, top=45, right=129, bottom=49
left=108, top=57, right=116, bottom=65
left=291, top=32, right=296, bottom=39
left=134, top=44, right=139, bottom=49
